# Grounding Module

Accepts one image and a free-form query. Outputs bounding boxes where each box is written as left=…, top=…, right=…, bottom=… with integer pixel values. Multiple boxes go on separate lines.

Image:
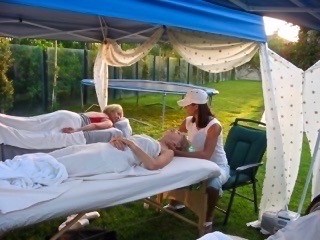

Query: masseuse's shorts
left=207, top=164, right=230, bottom=192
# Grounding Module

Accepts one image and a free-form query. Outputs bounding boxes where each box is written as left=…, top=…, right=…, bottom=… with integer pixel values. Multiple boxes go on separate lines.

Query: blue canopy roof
left=0, top=0, right=267, bottom=42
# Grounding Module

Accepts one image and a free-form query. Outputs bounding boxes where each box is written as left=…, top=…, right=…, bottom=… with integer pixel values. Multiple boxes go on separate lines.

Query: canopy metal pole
left=51, top=40, right=58, bottom=109
left=162, top=93, right=167, bottom=128
left=297, top=129, right=320, bottom=214
left=42, top=49, right=49, bottom=112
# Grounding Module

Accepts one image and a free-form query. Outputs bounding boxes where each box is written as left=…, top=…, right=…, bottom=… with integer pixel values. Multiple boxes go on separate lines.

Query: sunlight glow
left=263, top=16, right=300, bottom=42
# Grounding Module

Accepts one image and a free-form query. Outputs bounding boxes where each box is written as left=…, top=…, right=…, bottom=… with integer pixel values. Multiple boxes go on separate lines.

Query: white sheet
left=0, top=180, right=82, bottom=214
left=0, top=157, right=220, bottom=233
left=0, top=165, right=159, bottom=214
left=0, top=122, right=86, bottom=149
left=0, top=111, right=82, bottom=132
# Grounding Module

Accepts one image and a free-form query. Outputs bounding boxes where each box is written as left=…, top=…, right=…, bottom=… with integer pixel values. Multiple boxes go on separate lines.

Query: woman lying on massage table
left=0, top=130, right=189, bottom=188
left=0, top=104, right=124, bottom=133
left=49, top=130, right=189, bottom=176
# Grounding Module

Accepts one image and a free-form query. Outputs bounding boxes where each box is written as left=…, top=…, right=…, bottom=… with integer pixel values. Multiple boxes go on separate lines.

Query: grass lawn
left=3, top=80, right=312, bottom=240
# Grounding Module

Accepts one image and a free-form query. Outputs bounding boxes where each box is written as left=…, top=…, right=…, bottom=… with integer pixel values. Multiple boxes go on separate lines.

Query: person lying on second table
left=0, top=104, right=124, bottom=134
left=0, top=104, right=132, bottom=150
left=62, top=104, right=123, bottom=133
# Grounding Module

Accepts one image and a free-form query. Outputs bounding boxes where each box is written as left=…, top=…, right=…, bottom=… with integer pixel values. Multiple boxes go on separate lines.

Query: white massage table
left=0, top=157, right=220, bottom=238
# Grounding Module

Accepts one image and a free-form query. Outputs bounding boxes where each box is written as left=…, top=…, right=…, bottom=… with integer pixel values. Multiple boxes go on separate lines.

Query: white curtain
left=167, top=28, right=259, bottom=73
left=303, top=60, right=320, bottom=199
left=93, top=28, right=164, bottom=110
left=259, top=45, right=304, bottom=217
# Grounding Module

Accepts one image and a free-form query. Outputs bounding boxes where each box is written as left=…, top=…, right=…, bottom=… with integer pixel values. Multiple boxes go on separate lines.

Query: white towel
left=0, top=153, right=76, bottom=214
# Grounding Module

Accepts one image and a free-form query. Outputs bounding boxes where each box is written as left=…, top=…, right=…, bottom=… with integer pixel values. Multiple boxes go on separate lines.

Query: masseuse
left=169, top=89, right=230, bottom=228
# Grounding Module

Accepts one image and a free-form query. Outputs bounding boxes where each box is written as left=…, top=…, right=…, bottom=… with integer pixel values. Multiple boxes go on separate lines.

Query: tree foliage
left=0, top=38, right=14, bottom=112
left=267, top=28, right=320, bottom=71
left=9, top=45, right=42, bottom=104
left=9, top=38, right=93, bottom=50
left=289, top=28, right=320, bottom=70
left=54, top=48, right=83, bottom=100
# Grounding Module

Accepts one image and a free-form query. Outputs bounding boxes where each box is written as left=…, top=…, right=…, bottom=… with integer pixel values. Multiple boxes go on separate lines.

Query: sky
left=263, top=16, right=300, bottom=42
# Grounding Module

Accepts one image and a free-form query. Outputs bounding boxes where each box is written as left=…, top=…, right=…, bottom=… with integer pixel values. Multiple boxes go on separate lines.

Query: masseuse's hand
left=166, top=141, right=177, bottom=150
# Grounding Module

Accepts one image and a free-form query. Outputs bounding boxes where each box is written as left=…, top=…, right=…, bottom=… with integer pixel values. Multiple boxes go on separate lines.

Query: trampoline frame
left=80, top=79, right=218, bottom=127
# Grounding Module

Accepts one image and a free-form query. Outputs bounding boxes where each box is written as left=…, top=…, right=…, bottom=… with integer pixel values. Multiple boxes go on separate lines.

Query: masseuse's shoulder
left=208, top=117, right=221, bottom=126
left=185, top=116, right=193, bottom=122
left=207, top=119, right=221, bottom=133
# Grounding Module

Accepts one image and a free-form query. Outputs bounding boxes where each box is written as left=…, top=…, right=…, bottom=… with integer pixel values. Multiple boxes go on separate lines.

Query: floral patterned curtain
left=258, top=45, right=304, bottom=217
left=303, top=60, right=320, bottom=199
left=167, top=28, right=259, bottom=73
left=93, top=28, right=164, bottom=110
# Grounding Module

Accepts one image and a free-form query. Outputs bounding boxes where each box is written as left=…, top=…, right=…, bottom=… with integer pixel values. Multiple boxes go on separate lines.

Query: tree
left=289, top=28, right=320, bottom=70
left=268, top=33, right=289, bottom=54
left=0, top=38, right=14, bottom=113
left=10, top=38, right=54, bottom=49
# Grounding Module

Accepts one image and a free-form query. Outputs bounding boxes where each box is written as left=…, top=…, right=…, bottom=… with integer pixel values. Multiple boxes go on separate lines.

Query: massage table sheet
left=0, top=157, right=220, bottom=233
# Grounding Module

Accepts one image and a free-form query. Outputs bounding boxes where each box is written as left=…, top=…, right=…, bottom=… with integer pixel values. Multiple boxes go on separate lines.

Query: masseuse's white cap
left=177, top=89, right=208, bottom=107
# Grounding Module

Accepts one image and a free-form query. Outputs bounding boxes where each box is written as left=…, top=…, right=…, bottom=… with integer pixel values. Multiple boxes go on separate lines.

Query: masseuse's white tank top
left=185, top=116, right=228, bottom=167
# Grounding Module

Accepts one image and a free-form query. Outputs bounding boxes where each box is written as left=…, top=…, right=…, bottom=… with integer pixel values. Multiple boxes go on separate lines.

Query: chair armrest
left=236, top=162, right=263, bottom=172
left=234, top=118, right=266, bottom=127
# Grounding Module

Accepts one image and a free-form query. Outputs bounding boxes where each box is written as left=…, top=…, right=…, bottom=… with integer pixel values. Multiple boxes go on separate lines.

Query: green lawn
left=3, top=80, right=312, bottom=240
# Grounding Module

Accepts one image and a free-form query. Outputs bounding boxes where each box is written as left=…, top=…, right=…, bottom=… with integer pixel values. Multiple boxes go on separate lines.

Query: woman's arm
left=174, top=123, right=221, bottom=160
left=111, top=138, right=174, bottom=170
left=62, top=119, right=113, bottom=133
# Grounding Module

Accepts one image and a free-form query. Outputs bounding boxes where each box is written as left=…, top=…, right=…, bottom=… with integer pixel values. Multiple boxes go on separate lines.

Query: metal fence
left=8, top=44, right=244, bottom=114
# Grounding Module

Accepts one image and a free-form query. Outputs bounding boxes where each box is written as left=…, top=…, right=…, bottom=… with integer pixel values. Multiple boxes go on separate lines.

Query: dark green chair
left=221, top=118, right=267, bottom=225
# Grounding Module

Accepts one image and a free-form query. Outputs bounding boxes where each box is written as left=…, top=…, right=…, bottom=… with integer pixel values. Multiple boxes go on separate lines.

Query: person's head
left=103, top=104, right=123, bottom=123
left=177, top=89, right=214, bottom=128
left=161, top=129, right=189, bottom=151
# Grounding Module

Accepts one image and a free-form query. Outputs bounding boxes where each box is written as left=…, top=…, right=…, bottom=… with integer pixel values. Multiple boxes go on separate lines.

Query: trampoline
left=81, top=79, right=219, bottom=126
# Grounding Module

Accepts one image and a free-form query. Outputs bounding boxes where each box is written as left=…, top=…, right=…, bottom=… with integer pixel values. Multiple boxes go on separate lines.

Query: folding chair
left=220, top=118, right=267, bottom=225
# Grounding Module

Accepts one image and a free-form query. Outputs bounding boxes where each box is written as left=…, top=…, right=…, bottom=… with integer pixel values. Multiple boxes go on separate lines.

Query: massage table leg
left=49, top=212, right=86, bottom=240
left=144, top=181, right=208, bottom=236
